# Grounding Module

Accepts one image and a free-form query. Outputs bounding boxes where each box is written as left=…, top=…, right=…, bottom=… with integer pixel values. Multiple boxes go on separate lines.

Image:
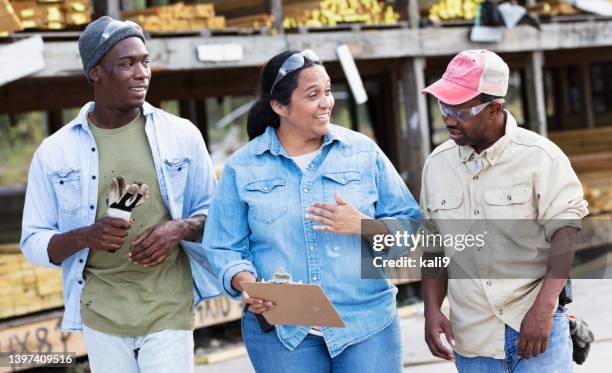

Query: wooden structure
left=1, top=0, right=612, bottom=365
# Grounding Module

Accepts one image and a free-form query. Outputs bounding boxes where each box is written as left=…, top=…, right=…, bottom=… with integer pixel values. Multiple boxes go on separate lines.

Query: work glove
left=568, top=315, right=594, bottom=365
left=106, top=176, right=149, bottom=221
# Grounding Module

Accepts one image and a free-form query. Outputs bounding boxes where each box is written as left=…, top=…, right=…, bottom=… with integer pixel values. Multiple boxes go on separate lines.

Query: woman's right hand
left=232, top=271, right=275, bottom=314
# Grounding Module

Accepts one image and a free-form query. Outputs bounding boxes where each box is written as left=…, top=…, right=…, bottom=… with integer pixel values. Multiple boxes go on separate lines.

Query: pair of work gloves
left=106, top=175, right=149, bottom=220
left=105, top=176, right=149, bottom=252
left=568, top=315, right=595, bottom=365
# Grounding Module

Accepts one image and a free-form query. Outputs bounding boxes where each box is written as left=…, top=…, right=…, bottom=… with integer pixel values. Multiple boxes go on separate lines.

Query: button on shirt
left=203, top=125, right=422, bottom=357
left=420, top=111, right=588, bottom=358
left=20, top=102, right=219, bottom=331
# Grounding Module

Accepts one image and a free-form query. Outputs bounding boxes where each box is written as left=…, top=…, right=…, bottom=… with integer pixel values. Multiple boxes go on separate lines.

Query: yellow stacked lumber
left=427, top=0, right=483, bottom=22
left=527, top=0, right=580, bottom=17
left=225, top=13, right=274, bottom=28
left=0, top=0, right=22, bottom=33
left=9, top=0, right=90, bottom=30
left=581, top=171, right=612, bottom=216
left=123, top=3, right=225, bottom=32
left=282, top=0, right=400, bottom=29
left=63, top=0, right=90, bottom=26
left=0, top=250, right=63, bottom=319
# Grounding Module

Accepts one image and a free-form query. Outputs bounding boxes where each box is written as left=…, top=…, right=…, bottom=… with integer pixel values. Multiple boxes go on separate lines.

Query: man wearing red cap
left=419, top=50, right=588, bottom=372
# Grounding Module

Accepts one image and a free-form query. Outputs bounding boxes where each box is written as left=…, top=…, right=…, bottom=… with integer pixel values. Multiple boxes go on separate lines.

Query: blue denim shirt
left=203, top=125, right=422, bottom=357
left=20, top=102, right=220, bottom=331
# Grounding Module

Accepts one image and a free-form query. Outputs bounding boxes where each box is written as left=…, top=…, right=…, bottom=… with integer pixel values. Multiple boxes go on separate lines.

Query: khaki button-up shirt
left=420, top=111, right=588, bottom=358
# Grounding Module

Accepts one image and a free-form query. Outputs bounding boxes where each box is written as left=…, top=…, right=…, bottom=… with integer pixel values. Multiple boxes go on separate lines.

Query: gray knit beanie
left=78, top=16, right=146, bottom=83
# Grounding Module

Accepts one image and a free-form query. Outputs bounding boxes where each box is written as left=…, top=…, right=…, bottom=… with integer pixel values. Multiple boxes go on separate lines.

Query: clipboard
left=240, top=282, right=345, bottom=328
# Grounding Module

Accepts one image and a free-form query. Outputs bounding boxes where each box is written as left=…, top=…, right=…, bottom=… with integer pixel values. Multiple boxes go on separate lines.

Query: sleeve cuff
left=21, top=230, right=61, bottom=269
left=189, top=208, right=209, bottom=219
left=219, top=260, right=257, bottom=300
left=544, top=217, right=583, bottom=242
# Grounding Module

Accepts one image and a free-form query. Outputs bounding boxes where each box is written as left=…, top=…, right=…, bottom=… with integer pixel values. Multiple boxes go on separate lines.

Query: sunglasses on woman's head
left=270, top=49, right=320, bottom=94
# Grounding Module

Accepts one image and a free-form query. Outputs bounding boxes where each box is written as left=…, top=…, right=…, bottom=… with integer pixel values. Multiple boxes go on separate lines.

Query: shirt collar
left=458, top=110, right=518, bottom=166
left=67, top=101, right=155, bottom=130
left=254, top=124, right=349, bottom=156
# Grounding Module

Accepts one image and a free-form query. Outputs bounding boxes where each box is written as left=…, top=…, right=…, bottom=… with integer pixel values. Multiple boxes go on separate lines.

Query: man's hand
left=424, top=309, right=455, bottom=361
left=86, top=217, right=131, bottom=252
left=517, top=304, right=554, bottom=359
left=305, top=192, right=369, bottom=235
left=129, top=220, right=184, bottom=267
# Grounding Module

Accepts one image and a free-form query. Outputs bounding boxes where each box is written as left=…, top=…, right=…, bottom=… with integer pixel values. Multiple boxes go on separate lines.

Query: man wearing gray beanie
left=20, top=16, right=219, bottom=373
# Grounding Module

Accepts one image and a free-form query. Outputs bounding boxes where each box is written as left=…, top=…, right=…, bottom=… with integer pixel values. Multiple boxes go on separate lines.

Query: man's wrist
left=170, top=219, right=189, bottom=241
left=77, top=226, right=90, bottom=248
left=532, top=297, right=557, bottom=315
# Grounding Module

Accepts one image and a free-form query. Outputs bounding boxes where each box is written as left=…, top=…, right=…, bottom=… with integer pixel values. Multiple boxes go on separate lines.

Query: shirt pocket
left=48, top=168, right=82, bottom=213
left=244, top=177, right=287, bottom=224
left=164, top=156, right=191, bottom=203
left=484, top=185, right=534, bottom=219
left=322, top=171, right=365, bottom=209
left=428, top=191, right=464, bottom=220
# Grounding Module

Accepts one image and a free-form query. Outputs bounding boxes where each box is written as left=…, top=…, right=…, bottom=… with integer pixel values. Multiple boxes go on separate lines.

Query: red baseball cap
left=422, top=49, right=509, bottom=105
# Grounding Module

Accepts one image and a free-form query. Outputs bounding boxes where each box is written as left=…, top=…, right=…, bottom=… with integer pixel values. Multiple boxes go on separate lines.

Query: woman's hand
left=231, top=271, right=275, bottom=314
left=305, top=192, right=370, bottom=235
left=243, top=290, right=275, bottom=314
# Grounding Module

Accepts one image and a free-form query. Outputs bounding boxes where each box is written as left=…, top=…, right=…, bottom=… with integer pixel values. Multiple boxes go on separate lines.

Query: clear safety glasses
left=438, top=99, right=505, bottom=121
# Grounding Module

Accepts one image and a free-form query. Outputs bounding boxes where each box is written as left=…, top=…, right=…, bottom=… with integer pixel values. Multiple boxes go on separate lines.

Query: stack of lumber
left=549, top=127, right=612, bottom=174
left=427, top=0, right=482, bottom=22
left=0, top=245, right=63, bottom=319
left=225, top=13, right=274, bottom=28
left=123, top=3, right=225, bottom=32
left=549, top=127, right=612, bottom=215
left=581, top=172, right=612, bottom=216
left=282, top=0, right=400, bottom=29
left=9, top=0, right=90, bottom=30
left=0, top=0, right=22, bottom=33
left=527, top=0, right=580, bottom=17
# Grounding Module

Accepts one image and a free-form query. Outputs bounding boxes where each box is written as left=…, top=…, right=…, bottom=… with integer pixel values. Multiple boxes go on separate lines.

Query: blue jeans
left=241, top=311, right=402, bottom=373
left=454, top=308, right=572, bottom=373
left=82, top=325, right=194, bottom=373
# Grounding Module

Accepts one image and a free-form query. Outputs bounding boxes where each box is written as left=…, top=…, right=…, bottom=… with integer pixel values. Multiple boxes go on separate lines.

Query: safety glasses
left=438, top=99, right=505, bottom=121
left=270, top=49, right=320, bottom=93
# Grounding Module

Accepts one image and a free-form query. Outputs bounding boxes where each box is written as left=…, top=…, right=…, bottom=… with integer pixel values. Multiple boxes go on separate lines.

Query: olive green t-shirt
left=81, top=111, right=194, bottom=336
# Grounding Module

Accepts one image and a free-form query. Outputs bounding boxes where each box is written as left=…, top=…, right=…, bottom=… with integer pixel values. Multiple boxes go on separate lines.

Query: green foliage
left=0, top=112, right=48, bottom=187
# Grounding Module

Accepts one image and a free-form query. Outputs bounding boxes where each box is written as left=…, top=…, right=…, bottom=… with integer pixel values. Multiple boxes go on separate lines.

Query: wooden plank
left=525, top=51, right=548, bottom=136
left=0, top=312, right=82, bottom=373
left=581, top=62, right=595, bottom=129
left=0, top=244, right=19, bottom=254
left=193, top=296, right=243, bottom=329
left=408, top=0, right=419, bottom=29
left=17, top=20, right=612, bottom=78
left=92, top=0, right=120, bottom=20
left=400, top=57, right=429, bottom=195
left=264, top=0, right=282, bottom=34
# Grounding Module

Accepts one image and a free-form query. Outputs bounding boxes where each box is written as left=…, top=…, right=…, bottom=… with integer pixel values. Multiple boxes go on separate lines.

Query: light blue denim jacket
left=20, top=102, right=220, bottom=331
left=203, top=125, right=422, bottom=357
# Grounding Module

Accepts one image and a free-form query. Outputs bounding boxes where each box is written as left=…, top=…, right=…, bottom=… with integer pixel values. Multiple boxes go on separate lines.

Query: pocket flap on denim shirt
left=245, top=178, right=285, bottom=193
left=163, top=156, right=192, bottom=170
left=48, top=167, right=80, bottom=181
left=322, top=171, right=361, bottom=185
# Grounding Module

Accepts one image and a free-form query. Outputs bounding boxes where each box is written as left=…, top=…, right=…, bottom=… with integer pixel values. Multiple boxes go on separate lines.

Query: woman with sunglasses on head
left=203, top=50, right=421, bottom=373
